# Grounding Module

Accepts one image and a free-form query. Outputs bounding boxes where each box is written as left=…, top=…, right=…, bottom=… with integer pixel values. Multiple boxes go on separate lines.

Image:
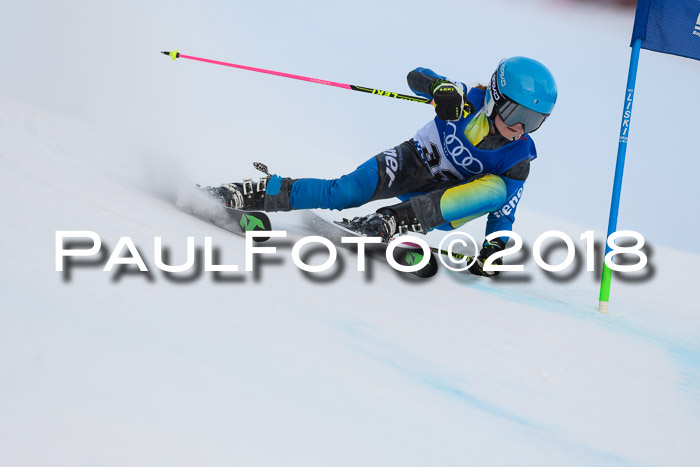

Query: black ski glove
left=468, top=238, right=506, bottom=277
left=430, top=79, right=465, bottom=121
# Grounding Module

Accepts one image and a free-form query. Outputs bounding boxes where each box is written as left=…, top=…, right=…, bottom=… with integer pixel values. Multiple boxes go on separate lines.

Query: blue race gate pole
left=599, top=38, right=642, bottom=313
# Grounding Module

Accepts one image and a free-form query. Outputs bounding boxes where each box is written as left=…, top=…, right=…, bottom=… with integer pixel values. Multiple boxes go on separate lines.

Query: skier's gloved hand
left=468, top=238, right=506, bottom=277
left=430, top=79, right=465, bottom=121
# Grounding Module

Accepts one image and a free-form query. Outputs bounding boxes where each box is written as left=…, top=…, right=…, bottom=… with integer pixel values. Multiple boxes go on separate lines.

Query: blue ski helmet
left=484, top=56, right=557, bottom=133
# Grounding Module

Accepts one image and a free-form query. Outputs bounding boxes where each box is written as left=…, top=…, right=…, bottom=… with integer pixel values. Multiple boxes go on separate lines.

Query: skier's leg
left=408, top=174, right=508, bottom=230
left=205, top=158, right=381, bottom=211
left=206, top=140, right=437, bottom=213
left=346, top=174, right=507, bottom=239
left=283, top=157, right=379, bottom=211
left=267, top=140, right=435, bottom=211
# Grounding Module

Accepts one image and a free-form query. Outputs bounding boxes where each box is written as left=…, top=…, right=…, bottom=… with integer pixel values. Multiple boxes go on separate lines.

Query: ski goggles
left=489, top=73, right=549, bottom=134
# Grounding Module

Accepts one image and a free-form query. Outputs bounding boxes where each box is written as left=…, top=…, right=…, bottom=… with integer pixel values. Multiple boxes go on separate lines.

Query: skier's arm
left=407, top=68, right=467, bottom=99
left=484, top=178, right=522, bottom=240
left=470, top=160, right=530, bottom=277
left=407, top=68, right=468, bottom=121
left=485, top=160, right=530, bottom=243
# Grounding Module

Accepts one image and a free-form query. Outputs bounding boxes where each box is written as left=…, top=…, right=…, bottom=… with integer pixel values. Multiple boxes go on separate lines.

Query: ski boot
left=201, top=178, right=267, bottom=210
left=200, top=162, right=292, bottom=211
left=341, top=200, right=427, bottom=242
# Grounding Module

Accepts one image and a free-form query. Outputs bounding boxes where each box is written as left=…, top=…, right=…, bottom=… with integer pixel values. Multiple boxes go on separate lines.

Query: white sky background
left=3, top=0, right=699, bottom=253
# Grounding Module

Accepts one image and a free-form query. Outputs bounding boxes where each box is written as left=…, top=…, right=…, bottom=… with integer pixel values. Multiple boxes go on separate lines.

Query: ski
left=172, top=188, right=272, bottom=240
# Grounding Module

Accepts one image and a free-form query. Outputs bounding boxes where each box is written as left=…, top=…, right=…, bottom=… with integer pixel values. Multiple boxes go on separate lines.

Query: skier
left=205, top=56, right=557, bottom=276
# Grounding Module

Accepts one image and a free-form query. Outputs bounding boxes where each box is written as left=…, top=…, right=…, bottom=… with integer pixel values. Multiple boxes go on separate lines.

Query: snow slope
left=2, top=1, right=700, bottom=466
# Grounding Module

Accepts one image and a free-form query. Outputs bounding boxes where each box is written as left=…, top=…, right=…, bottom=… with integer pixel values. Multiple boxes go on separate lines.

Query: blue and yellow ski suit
left=266, top=68, right=537, bottom=241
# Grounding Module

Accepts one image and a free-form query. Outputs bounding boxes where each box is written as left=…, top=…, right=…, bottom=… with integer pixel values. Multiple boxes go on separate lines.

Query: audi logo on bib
left=443, top=122, right=484, bottom=175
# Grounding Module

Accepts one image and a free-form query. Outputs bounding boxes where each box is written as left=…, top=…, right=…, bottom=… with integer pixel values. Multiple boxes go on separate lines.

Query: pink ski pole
left=161, top=50, right=433, bottom=105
